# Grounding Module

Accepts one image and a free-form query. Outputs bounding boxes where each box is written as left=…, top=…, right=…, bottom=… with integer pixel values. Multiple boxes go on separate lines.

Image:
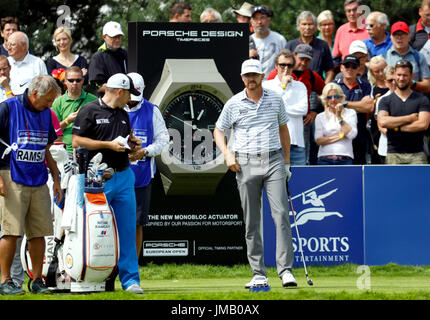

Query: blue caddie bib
left=128, top=99, right=154, bottom=188
left=8, top=97, right=51, bottom=186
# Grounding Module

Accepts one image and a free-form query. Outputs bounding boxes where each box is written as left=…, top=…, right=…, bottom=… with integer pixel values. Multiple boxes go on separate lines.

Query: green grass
left=2, top=263, right=430, bottom=300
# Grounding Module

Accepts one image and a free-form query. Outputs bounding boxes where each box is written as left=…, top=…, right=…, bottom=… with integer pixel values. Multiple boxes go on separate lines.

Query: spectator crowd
left=242, top=0, right=430, bottom=166
left=1, top=0, right=429, bottom=167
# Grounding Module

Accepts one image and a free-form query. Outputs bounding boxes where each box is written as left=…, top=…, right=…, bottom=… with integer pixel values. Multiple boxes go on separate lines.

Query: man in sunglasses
left=51, top=66, right=97, bottom=154
left=334, top=54, right=373, bottom=164
left=363, top=11, right=392, bottom=58
left=263, top=49, right=308, bottom=165
left=267, top=44, right=326, bottom=165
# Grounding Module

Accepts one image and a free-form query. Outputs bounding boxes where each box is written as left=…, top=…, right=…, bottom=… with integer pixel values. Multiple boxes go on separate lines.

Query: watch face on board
left=163, top=89, right=224, bottom=165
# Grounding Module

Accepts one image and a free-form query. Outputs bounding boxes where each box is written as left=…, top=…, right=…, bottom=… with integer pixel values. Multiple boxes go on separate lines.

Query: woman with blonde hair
left=315, top=83, right=358, bottom=165
left=45, top=27, right=89, bottom=91
left=317, top=10, right=335, bottom=52
left=367, top=55, right=389, bottom=163
left=367, top=55, right=388, bottom=92
left=374, top=65, right=396, bottom=163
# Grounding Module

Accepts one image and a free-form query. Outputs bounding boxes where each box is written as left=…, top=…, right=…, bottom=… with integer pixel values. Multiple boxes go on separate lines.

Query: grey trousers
left=235, top=151, right=294, bottom=278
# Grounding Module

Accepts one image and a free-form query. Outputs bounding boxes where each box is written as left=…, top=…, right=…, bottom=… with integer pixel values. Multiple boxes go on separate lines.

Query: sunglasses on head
left=344, top=63, right=358, bottom=69
left=327, top=94, right=341, bottom=100
left=67, top=78, right=82, bottom=83
left=277, top=63, right=294, bottom=68
left=395, top=59, right=413, bottom=68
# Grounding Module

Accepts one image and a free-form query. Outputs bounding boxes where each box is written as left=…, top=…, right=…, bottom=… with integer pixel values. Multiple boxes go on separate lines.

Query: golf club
left=286, top=181, right=313, bottom=286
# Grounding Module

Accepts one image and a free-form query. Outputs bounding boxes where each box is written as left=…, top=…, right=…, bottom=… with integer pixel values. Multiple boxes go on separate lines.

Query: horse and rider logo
left=289, top=178, right=343, bottom=228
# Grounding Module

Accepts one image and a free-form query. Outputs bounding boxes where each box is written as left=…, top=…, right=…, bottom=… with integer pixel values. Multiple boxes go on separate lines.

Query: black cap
left=294, top=44, right=313, bottom=60
left=252, top=5, right=269, bottom=17
left=126, top=76, right=140, bottom=96
left=341, top=54, right=360, bottom=67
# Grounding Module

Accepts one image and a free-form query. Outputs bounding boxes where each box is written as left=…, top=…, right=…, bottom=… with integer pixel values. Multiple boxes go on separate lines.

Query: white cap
left=241, top=59, right=264, bottom=75
left=103, top=21, right=124, bottom=37
left=349, top=40, right=368, bottom=55
left=127, top=72, right=145, bottom=102
left=106, top=73, right=140, bottom=96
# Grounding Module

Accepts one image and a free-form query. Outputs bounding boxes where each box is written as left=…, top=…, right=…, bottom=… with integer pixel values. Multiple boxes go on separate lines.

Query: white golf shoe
left=245, top=275, right=269, bottom=289
left=125, top=283, right=144, bottom=294
left=282, top=271, right=297, bottom=287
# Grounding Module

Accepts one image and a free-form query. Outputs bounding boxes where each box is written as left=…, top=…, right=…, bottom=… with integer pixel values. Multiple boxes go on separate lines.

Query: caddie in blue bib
left=128, top=99, right=154, bottom=187
left=7, top=96, right=52, bottom=186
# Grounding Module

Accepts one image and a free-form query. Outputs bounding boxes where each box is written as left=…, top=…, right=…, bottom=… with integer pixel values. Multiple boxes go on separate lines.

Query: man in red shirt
left=332, top=0, right=369, bottom=65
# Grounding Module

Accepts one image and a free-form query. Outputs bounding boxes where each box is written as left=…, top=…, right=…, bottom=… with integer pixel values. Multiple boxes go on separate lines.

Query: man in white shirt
left=7, top=31, right=47, bottom=95
left=263, top=49, right=308, bottom=165
left=250, top=5, right=287, bottom=79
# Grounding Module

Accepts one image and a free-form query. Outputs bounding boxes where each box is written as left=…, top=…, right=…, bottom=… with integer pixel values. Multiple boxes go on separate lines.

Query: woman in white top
left=315, top=82, right=358, bottom=165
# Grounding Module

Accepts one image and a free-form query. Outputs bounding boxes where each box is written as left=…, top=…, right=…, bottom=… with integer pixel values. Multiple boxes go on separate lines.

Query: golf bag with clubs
left=21, top=146, right=120, bottom=292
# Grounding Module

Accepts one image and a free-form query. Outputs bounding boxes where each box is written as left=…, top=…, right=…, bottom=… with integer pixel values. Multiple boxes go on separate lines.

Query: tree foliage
left=0, top=0, right=423, bottom=62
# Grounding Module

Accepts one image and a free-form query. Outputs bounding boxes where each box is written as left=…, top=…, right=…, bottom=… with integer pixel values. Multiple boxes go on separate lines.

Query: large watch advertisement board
left=128, top=22, right=249, bottom=100
left=128, top=22, right=249, bottom=265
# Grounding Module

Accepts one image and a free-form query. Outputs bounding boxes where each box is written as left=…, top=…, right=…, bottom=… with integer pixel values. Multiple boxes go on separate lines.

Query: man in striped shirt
left=214, top=59, right=297, bottom=289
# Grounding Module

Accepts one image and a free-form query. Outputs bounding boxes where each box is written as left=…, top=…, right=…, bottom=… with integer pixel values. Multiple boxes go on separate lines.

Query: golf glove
left=49, top=145, right=73, bottom=189
left=60, top=160, right=77, bottom=189
left=49, top=144, right=68, bottom=163
left=87, top=153, right=103, bottom=177
left=285, top=164, right=292, bottom=182
left=102, top=167, right=114, bottom=181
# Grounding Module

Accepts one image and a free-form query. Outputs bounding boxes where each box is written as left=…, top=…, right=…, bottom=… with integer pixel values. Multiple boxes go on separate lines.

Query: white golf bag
left=21, top=146, right=120, bottom=292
